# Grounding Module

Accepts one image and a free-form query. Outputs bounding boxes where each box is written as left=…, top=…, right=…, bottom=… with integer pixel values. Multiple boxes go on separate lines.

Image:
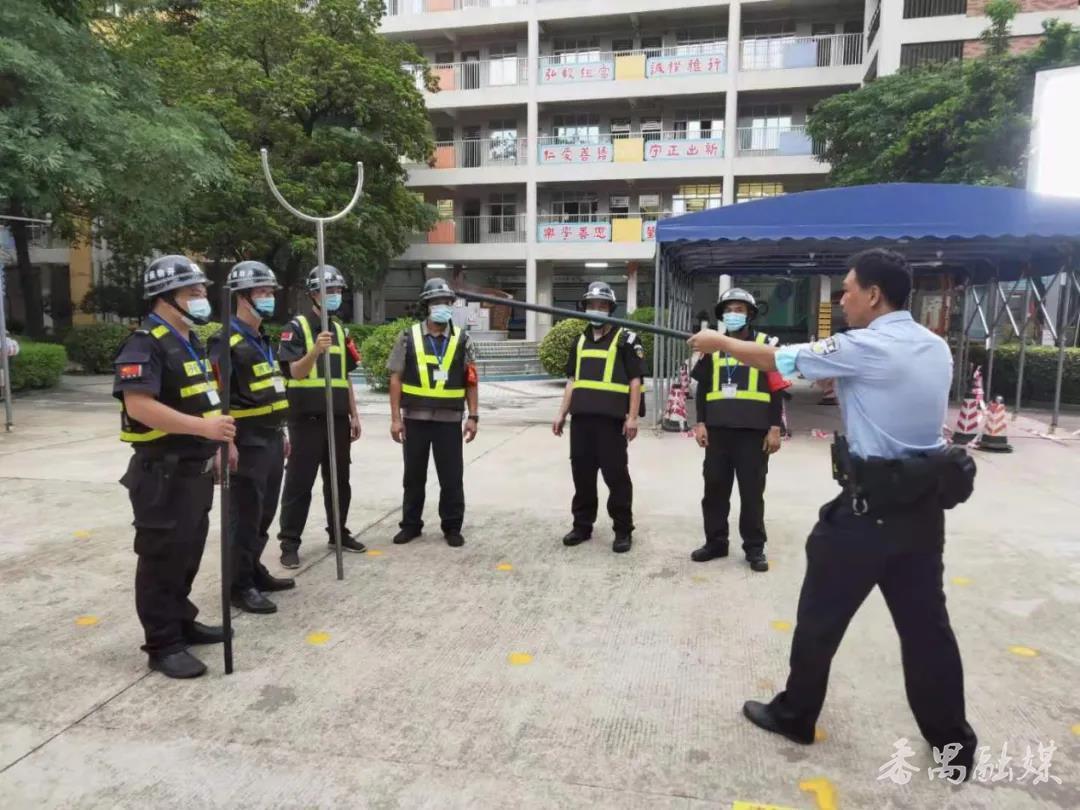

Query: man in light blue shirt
left=689, top=249, right=978, bottom=779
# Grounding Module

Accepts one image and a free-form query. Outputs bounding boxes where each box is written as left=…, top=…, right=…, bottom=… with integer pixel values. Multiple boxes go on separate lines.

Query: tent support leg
left=1014, top=278, right=1032, bottom=420
left=1051, top=263, right=1074, bottom=434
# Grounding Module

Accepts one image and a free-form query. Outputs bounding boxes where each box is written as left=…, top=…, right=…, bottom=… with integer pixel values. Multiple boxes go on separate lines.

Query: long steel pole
left=1014, top=279, right=1032, bottom=419
left=1051, top=265, right=1073, bottom=434
left=218, top=285, right=234, bottom=674
left=0, top=269, right=13, bottom=431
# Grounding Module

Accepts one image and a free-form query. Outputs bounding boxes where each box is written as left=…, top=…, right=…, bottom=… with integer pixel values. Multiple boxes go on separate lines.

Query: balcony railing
left=535, top=131, right=726, bottom=164
left=419, top=57, right=528, bottom=92
left=386, top=0, right=527, bottom=15
left=740, top=33, right=863, bottom=71
left=406, top=138, right=528, bottom=170
left=537, top=213, right=673, bottom=243
left=737, top=125, right=822, bottom=157
left=903, top=0, right=967, bottom=19
left=900, top=40, right=963, bottom=69
left=868, top=2, right=881, bottom=47
left=538, top=45, right=727, bottom=83
left=413, top=214, right=527, bottom=245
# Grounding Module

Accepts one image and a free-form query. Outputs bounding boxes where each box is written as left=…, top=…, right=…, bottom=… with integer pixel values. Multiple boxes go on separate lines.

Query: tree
left=113, top=0, right=437, bottom=301
left=807, top=7, right=1080, bottom=190
left=0, top=0, right=230, bottom=335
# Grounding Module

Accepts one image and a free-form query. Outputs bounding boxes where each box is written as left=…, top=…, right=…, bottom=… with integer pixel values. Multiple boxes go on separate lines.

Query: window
left=488, top=119, right=519, bottom=162
left=609, top=195, right=630, bottom=217
left=434, top=51, right=454, bottom=65
left=488, top=43, right=519, bottom=85
left=641, top=35, right=663, bottom=58
left=436, top=199, right=454, bottom=219
left=675, top=27, right=727, bottom=56
left=736, top=182, right=785, bottom=203
left=641, top=117, right=662, bottom=142
left=489, top=193, right=518, bottom=234
left=435, top=126, right=454, bottom=143
left=610, top=118, right=631, bottom=140
left=738, top=104, right=793, bottom=152
left=673, top=184, right=722, bottom=215
left=553, top=37, right=601, bottom=64
left=553, top=114, right=599, bottom=144
left=900, top=41, right=963, bottom=69
left=639, top=194, right=661, bottom=216
left=551, top=191, right=599, bottom=223
left=673, top=109, right=724, bottom=139
left=612, top=38, right=634, bottom=54
left=741, top=20, right=796, bottom=70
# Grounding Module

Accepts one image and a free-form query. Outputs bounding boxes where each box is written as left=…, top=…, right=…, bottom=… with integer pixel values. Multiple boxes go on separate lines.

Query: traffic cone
left=976, top=396, right=1013, bottom=453
left=662, top=361, right=690, bottom=433
left=951, top=391, right=981, bottom=446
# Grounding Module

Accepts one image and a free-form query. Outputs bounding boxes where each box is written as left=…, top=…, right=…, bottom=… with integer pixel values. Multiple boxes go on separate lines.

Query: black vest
left=702, top=331, right=773, bottom=431
left=212, top=323, right=289, bottom=435
left=400, top=323, right=467, bottom=412
left=570, top=327, right=635, bottom=420
left=119, top=322, right=219, bottom=457
left=285, top=313, right=351, bottom=417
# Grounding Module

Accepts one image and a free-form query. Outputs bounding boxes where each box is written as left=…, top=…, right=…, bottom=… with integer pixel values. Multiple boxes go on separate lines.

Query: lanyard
left=231, top=317, right=275, bottom=366
left=149, top=314, right=208, bottom=380
left=426, top=332, right=448, bottom=366
left=723, top=352, right=735, bottom=385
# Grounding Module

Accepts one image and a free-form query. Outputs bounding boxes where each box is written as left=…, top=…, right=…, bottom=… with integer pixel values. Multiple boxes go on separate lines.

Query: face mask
left=185, top=297, right=212, bottom=325
left=323, top=293, right=342, bottom=312
left=252, top=297, right=276, bottom=317
left=429, top=304, right=453, bottom=324
left=586, top=308, right=608, bottom=326
left=722, top=312, right=748, bottom=332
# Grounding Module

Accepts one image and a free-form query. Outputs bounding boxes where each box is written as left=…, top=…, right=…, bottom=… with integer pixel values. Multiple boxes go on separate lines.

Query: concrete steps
left=473, top=340, right=545, bottom=377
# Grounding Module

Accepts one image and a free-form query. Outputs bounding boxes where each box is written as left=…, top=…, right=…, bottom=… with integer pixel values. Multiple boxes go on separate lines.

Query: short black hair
left=848, top=248, right=911, bottom=310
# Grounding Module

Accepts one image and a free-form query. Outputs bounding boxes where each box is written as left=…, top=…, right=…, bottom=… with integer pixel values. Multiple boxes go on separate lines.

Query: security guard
left=208, top=261, right=294, bottom=615
left=277, top=265, right=364, bottom=568
left=113, top=254, right=236, bottom=679
left=689, top=249, right=979, bottom=776
left=690, top=288, right=783, bottom=572
left=387, top=278, right=479, bottom=547
left=553, top=281, right=646, bottom=553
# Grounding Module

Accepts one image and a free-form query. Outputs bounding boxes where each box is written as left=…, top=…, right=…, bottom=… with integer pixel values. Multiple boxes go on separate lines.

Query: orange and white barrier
left=662, top=362, right=691, bottom=433
left=976, top=396, right=1013, bottom=453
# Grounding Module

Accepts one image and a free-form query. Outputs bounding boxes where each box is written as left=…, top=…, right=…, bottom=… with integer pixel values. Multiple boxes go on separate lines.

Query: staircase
left=473, top=340, right=546, bottom=379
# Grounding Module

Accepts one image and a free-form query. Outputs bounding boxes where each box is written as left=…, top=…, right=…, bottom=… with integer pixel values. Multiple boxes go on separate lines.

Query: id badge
left=206, top=389, right=221, bottom=406
left=433, top=370, right=449, bottom=382
left=720, top=383, right=738, bottom=400
left=272, top=377, right=286, bottom=394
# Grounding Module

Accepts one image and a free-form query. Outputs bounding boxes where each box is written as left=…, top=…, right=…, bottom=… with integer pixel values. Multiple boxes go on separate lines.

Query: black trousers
left=769, top=496, right=977, bottom=757
left=278, top=415, right=351, bottom=551
left=569, top=414, right=633, bottom=535
left=229, top=432, right=285, bottom=591
left=121, top=454, right=214, bottom=656
left=400, top=418, right=465, bottom=534
left=701, top=426, right=769, bottom=555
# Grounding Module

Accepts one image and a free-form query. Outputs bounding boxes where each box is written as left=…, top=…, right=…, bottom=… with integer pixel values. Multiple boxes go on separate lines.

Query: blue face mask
left=722, top=312, right=748, bottom=332
left=252, top=297, right=276, bottom=317
left=323, top=293, right=342, bottom=312
left=184, top=297, right=212, bottom=324
left=429, top=304, right=453, bottom=324
left=586, top=308, right=608, bottom=326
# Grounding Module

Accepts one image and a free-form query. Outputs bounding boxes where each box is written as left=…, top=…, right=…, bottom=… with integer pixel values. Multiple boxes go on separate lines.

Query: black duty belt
left=831, top=434, right=976, bottom=514
left=134, top=452, right=215, bottom=477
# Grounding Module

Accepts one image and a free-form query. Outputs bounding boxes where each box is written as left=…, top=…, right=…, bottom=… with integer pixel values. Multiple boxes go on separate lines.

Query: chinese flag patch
left=119, top=364, right=143, bottom=380
left=281, top=330, right=293, bottom=342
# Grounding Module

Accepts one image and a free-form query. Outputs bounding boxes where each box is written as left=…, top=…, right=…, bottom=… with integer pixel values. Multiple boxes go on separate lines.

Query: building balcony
left=535, top=45, right=728, bottom=104
left=401, top=214, right=528, bottom=262
left=414, top=58, right=529, bottom=109
left=734, top=125, right=827, bottom=175
left=534, top=213, right=664, bottom=261
left=535, top=132, right=726, bottom=181
left=381, top=0, right=529, bottom=36
left=738, top=33, right=864, bottom=91
left=404, top=138, right=528, bottom=186
left=535, top=0, right=737, bottom=21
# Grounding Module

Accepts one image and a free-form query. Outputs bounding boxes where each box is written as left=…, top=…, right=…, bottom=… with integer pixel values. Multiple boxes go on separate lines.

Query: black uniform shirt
left=565, top=325, right=647, bottom=381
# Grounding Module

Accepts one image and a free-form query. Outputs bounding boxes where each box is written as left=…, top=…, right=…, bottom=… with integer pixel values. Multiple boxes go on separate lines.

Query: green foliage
left=359, top=318, right=415, bottom=392
left=627, top=307, right=656, bottom=370
left=8, top=341, right=68, bottom=390
left=63, top=323, right=133, bottom=373
left=539, top=318, right=587, bottom=378
left=968, top=344, right=1080, bottom=404
left=807, top=14, right=1080, bottom=188
left=111, top=0, right=437, bottom=296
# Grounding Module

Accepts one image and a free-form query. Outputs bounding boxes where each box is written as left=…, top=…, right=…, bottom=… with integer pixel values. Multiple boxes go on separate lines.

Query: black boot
left=746, top=552, right=769, bottom=572
left=231, top=587, right=278, bottom=615
left=182, top=621, right=231, bottom=646
left=280, top=548, right=300, bottom=569
left=562, top=527, right=592, bottom=546
left=612, top=533, right=632, bottom=553
left=148, top=649, right=207, bottom=679
left=742, top=700, right=814, bottom=745
left=691, top=542, right=729, bottom=562
left=444, top=532, right=465, bottom=547
left=393, top=528, right=422, bottom=545
left=329, top=532, right=367, bottom=553
left=254, top=566, right=295, bottom=591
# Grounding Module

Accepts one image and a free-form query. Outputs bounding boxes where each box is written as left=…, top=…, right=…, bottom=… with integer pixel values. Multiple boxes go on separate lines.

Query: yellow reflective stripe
left=708, top=333, right=769, bottom=401
left=407, top=323, right=464, bottom=399
left=180, top=381, right=219, bottom=398
left=573, top=329, right=625, bottom=393
left=249, top=378, right=281, bottom=391
left=288, top=378, right=350, bottom=389
left=401, top=384, right=466, bottom=398
left=296, top=316, right=347, bottom=382
left=573, top=379, right=630, bottom=394
left=734, top=390, right=771, bottom=402
left=120, top=410, right=222, bottom=442
left=151, top=325, right=169, bottom=339
left=183, top=360, right=210, bottom=377
left=230, top=333, right=243, bottom=347
left=232, top=400, right=290, bottom=419
left=252, top=362, right=272, bottom=377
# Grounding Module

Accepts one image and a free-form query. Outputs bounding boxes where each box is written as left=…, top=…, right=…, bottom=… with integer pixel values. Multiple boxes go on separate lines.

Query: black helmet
left=715, top=287, right=758, bottom=319
left=142, top=254, right=211, bottom=299
left=306, top=265, right=347, bottom=292
left=227, top=261, right=280, bottom=292
left=420, top=277, right=456, bottom=303
left=582, top=280, right=617, bottom=310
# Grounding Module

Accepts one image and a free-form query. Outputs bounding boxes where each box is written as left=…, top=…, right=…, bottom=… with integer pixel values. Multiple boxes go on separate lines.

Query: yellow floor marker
left=306, top=632, right=330, bottom=646
left=814, top=728, right=828, bottom=742
left=508, top=652, right=533, bottom=666
left=366, top=549, right=384, bottom=557
left=496, top=563, right=513, bottom=571
left=771, top=620, right=792, bottom=632
left=73, top=530, right=91, bottom=540
left=1071, top=723, right=1080, bottom=736
left=75, top=615, right=99, bottom=626
left=1008, top=645, right=1039, bottom=658
left=799, top=778, right=837, bottom=810
left=951, top=576, right=972, bottom=586
left=691, top=575, right=708, bottom=584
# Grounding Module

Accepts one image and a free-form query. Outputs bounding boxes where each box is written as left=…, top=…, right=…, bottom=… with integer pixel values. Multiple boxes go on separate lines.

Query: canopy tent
left=652, top=183, right=1080, bottom=430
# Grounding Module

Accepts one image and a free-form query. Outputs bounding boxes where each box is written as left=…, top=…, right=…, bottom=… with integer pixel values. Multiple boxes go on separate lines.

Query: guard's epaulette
left=133, top=328, right=149, bottom=336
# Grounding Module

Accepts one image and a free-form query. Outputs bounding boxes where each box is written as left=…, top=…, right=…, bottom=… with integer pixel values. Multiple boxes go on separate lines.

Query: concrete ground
left=1, top=375, right=1079, bottom=809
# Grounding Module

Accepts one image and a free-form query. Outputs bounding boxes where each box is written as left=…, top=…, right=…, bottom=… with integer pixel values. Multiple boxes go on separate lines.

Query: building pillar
left=875, top=0, right=904, bottom=75
left=536, top=261, right=554, bottom=340
left=816, top=274, right=832, bottom=341
left=722, top=0, right=742, bottom=206
left=370, top=278, right=386, bottom=324
left=525, top=13, right=540, bottom=341
left=69, top=221, right=94, bottom=326
left=352, top=290, right=364, bottom=325
left=626, top=261, right=639, bottom=314
left=719, top=274, right=733, bottom=297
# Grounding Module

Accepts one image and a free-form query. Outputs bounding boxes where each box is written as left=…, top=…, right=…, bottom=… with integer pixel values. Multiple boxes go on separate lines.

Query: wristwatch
left=467, top=414, right=479, bottom=422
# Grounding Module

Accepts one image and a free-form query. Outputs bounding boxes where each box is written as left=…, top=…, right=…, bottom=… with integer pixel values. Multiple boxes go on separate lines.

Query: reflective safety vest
left=570, top=327, right=638, bottom=419
left=119, top=324, right=221, bottom=451
left=222, top=329, right=289, bottom=430
left=285, top=314, right=351, bottom=416
left=702, top=332, right=773, bottom=430
left=400, top=323, right=466, bottom=411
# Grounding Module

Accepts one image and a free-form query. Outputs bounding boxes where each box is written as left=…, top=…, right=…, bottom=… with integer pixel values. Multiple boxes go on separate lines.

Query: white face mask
left=586, top=308, right=609, bottom=326
left=184, top=297, right=213, bottom=325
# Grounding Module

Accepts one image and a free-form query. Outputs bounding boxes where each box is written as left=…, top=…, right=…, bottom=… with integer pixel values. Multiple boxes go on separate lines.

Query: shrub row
left=966, top=344, right=1080, bottom=405
left=8, top=341, right=68, bottom=391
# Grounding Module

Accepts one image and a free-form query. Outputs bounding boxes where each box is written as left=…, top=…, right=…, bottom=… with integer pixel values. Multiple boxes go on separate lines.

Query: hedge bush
left=967, top=344, right=1080, bottom=405
left=63, top=323, right=132, bottom=373
left=8, top=341, right=68, bottom=391
left=539, top=317, right=588, bottom=377
left=359, top=318, right=416, bottom=392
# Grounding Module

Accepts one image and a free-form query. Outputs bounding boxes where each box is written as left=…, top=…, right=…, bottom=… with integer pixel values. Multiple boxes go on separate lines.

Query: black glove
left=936, top=447, right=976, bottom=510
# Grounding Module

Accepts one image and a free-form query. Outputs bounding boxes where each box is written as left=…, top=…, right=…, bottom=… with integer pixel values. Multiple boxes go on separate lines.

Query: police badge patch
left=634, top=344, right=646, bottom=359
left=810, top=337, right=839, bottom=355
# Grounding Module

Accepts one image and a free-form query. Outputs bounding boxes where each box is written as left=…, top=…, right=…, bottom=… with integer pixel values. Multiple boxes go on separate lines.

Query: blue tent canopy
left=657, top=184, right=1080, bottom=279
